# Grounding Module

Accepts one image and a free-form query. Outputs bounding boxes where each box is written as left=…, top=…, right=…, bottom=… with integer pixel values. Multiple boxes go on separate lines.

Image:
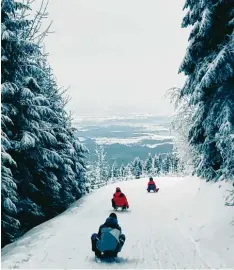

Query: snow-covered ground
left=1, top=177, right=234, bottom=269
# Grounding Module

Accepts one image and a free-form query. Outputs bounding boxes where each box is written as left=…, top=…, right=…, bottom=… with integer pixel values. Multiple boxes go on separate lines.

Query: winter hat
left=149, top=177, right=153, bottom=181
left=109, top=213, right=117, bottom=219
left=116, top=187, right=121, bottom=191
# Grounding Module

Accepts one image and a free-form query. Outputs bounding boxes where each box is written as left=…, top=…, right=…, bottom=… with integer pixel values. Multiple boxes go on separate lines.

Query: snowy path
left=2, top=177, right=234, bottom=269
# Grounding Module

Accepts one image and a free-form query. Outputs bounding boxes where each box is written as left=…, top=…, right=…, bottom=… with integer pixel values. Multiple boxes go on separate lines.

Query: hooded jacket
left=113, top=191, right=129, bottom=207
left=96, top=217, right=122, bottom=252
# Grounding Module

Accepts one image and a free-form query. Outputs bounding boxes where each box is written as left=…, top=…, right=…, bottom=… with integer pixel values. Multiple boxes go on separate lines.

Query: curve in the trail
left=1, top=177, right=234, bottom=269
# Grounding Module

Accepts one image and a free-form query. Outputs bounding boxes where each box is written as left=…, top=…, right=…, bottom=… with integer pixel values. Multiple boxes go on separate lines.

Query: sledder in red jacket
left=147, top=177, right=159, bottom=192
left=112, top=187, right=129, bottom=210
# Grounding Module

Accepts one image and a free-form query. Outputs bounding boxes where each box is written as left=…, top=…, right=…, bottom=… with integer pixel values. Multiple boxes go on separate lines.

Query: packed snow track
left=1, top=177, right=234, bottom=269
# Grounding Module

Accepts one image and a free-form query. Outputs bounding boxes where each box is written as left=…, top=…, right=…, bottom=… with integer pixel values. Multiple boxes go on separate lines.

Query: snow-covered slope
left=1, top=177, right=234, bottom=269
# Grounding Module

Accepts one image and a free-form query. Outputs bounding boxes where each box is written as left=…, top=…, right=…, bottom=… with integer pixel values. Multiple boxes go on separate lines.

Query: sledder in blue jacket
left=91, top=213, right=126, bottom=258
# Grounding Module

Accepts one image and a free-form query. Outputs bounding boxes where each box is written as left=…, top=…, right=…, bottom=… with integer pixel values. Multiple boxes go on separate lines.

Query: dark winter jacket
left=148, top=180, right=156, bottom=190
left=98, top=217, right=121, bottom=238
left=96, top=217, right=122, bottom=252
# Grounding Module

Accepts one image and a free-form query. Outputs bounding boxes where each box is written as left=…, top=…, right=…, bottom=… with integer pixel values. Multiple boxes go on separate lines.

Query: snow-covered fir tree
left=170, top=153, right=180, bottom=175
left=119, top=164, right=125, bottom=179
left=111, top=161, right=119, bottom=180
left=132, top=157, right=143, bottom=178
left=178, top=0, right=234, bottom=181
left=84, top=165, right=97, bottom=192
left=1, top=0, right=27, bottom=246
left=1, top=0, right=87, bottom=247
left=161, top=154, right=170, bottom=175
left=1, top=136, right=19, bottom=246
left=93, top=144, right=109, bottom=185
left=124, top=163, right=134, bottom=180
left=168, top=87, right=196, bottom=175
left=145, top=153, right=154, bottom=176
left=153, top=155, right=161, bottom=176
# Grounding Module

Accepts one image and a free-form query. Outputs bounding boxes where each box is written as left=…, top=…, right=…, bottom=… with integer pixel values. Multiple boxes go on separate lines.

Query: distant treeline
left=85, top=145, right=185, bottom=191
left=78, top=137, right=173, bottom=166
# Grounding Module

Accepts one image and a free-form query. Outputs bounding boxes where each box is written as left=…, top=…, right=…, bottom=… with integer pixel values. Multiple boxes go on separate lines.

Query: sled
left=147, top=187, right=159, bottom=193
left=95, top=256, right=120, bottom=263
left=113, top=206, right=128, bottom=211
left=95, top=251, right=120, bottom=263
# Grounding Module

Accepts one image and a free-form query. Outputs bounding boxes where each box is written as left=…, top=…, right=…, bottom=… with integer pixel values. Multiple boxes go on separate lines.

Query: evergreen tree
left=132, top=157, right=143, bottom=178
left=1, top=130, right=19, bottom=246
left=145, top=153, right=154, bottom=176
left=169, top=153, right=177, bottom=175
left=119, top=164, right=125, bottom=179
left=1, top=0, right=21, bottom=241
left=153, top=155, right=161, bottom=176
left=168, top=87, right=196, bottom=174
left=179, top=0, right=234, bottom=180
left=161, top=154, right=170, bottom=175
left=84, top=165, right=96, bottom=192
left=157, top=154, right=165, bottom=175
left=1, top=0, right=87, bottom=247
left=1, top=0, right=39, bottom=245
left=111, top=161, right=119, bottom=179
left=124, top=164, right=134, bottom=180
left=93, top=144, right=109, bottom=185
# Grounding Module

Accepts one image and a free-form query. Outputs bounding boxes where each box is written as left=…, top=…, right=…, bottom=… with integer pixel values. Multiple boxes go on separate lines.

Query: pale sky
left=39, top=0, right=190, bottom=116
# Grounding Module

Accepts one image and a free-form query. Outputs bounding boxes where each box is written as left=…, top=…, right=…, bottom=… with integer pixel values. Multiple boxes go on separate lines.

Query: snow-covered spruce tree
left=119, top=164, right=125, bottom=179
left=93, top=144, right=110, bottom=186
left=145, top=153, right=154, bottom=176
left=1, top=127, right=20, bottom=247
left=168, top=153, right=180, bottom=176
left=1, top=0, right=87, bottom=246
left=34, top=62, right=88, bottom=211
left=153, top=154, right=161, bottom=176
left=132, top=157, right=143, bottom=178
left=1, top=0, right=34, bottom=246
left=84, top=149, right=109, bottom=190
left=124, top=163, right=134, bottom=180
left=168, top=87, right=197, bottom=174
left=84, top=165, right=93, bottom=192
left=85, top=164, right=100, bottom=191
left=111, top=161, right=119, bottom=181
left=161, top=154, right=170, bottom=175
left=164, top=153, right=180, bottom=176
left=1, top=111, right=19, bottom=246
left=179, top=0, right=234, bottom=181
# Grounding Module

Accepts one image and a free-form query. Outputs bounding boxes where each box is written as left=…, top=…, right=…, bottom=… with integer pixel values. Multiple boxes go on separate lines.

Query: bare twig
left=33, top=20, right=53, bottom=44
left=25, top=0, right=53, bottom=45
left=26, top=0, right=46, bottom=38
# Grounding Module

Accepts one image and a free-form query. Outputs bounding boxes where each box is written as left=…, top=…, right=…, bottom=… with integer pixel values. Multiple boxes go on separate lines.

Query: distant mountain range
left=73, top=114, right=174, bottom=165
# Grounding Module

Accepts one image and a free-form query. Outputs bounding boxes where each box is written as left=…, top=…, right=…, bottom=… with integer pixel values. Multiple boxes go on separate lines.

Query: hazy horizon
left=36, top=0, right=190, bottom=117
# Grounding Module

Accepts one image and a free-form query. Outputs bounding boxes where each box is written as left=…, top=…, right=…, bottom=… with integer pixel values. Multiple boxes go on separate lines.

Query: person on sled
left=112, top=187, right=129, bottom=210
left=91, top=213, right=126, bottom=258
left=147, top=177, right=159, bottom=192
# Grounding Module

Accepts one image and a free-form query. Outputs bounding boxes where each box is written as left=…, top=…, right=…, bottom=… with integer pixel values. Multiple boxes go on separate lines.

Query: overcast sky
left=39, top=0, right=190, bottom=116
